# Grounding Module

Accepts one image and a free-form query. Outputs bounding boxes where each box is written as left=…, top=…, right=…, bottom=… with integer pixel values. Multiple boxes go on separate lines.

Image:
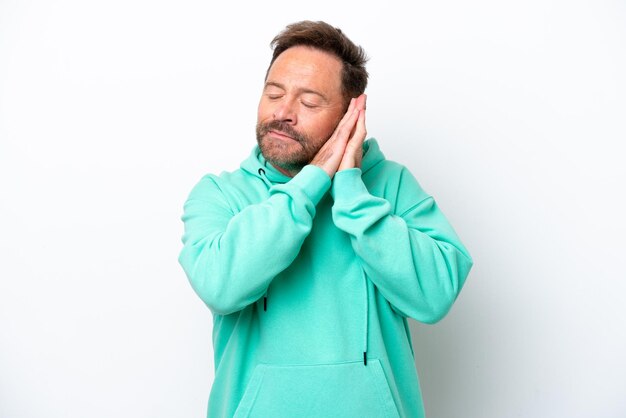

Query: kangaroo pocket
left=233, top=359, right=400, bottom=418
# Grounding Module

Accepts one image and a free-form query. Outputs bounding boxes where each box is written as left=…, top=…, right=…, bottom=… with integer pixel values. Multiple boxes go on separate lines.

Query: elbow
left=186, top=271, right=249, bottom=316
left=417, top=255, right=473, bottom=325
left=201, top=292, right=247, bottom=316
left=178, top=246, right=248, bottom=316
left=418, top=293, right=457, bottom=324
left=187, top=271, right=250, bottom=315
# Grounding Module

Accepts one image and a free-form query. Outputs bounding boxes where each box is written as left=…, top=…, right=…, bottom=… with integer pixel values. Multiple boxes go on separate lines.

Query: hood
left=240, top=138, right=386, bottom=185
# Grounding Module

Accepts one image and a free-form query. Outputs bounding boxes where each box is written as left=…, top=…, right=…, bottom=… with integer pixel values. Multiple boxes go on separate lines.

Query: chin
left=260, top=142, right=306, bottom=170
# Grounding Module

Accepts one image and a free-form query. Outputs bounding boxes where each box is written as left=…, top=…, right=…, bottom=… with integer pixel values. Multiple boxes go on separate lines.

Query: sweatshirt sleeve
left=178, top=165, right=331, bottom=315
left=330, top=167, right=473, bottom=324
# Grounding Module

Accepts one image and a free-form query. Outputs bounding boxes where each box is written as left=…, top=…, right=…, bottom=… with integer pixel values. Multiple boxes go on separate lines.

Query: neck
left=274, top=164, right=299, bottom=178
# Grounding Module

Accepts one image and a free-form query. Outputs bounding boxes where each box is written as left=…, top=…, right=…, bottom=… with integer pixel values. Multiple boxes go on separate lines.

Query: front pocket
left=233, top=359, right=400, bottom=418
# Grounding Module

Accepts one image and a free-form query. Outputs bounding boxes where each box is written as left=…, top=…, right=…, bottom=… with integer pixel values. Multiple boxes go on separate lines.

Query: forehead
left=266, top=46, right=343, bottom=96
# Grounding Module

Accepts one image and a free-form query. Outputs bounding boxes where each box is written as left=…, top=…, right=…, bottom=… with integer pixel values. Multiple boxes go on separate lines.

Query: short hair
left=266, top=20, right=369, bottom=106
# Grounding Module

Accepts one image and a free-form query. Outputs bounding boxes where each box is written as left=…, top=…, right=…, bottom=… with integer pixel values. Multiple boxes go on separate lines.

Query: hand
left=338, top=94, right=367, bottom=171
left=310, top=94, right=367, bottom=178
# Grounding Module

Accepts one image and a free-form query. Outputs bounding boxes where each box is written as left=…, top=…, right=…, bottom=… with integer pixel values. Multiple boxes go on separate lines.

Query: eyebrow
left=264, top=81, right=329, bottom=103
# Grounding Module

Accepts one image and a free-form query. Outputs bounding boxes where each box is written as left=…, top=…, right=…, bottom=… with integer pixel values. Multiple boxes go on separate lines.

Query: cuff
left=330, top=168, right=369, bottom=203
left=286, top=164, right=332, bottom=205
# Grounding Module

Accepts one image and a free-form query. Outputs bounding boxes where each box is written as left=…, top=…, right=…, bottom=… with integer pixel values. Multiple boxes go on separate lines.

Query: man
left=178, top=20, right=473, bottom=418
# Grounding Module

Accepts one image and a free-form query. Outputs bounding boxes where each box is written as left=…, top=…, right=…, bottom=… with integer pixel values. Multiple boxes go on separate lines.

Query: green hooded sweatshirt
left=178, top=138, right=473, bottom=418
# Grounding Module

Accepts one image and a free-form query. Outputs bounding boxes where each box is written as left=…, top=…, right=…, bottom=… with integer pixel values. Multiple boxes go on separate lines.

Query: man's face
left=256, top=46, right=346, bottom=174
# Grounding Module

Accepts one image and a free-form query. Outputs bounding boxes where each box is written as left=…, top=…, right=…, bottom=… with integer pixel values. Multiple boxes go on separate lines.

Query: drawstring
left=258, top=167, right=270, bottom=311
left=363, top=274, right=369, bottom=366
left=257, top=168, right=272, bottom=188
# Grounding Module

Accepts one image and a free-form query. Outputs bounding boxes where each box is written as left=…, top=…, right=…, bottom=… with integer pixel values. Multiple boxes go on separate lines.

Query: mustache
left=259, top=121, right=306, bottom=143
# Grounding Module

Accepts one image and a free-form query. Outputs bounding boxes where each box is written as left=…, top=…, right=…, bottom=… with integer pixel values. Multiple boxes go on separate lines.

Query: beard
left=255, top=120, right=320, bottom=173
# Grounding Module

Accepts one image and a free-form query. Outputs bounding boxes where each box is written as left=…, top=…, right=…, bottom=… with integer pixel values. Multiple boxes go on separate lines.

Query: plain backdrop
left=1, top=1, right=625, bottom=417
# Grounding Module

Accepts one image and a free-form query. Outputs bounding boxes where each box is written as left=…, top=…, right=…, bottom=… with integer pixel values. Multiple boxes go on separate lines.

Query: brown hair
left=266, top=20, right=369, bottom=106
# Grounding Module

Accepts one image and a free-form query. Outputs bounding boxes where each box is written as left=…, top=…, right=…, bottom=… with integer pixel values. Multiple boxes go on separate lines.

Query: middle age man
left=179, top=20, right=473, bottom=418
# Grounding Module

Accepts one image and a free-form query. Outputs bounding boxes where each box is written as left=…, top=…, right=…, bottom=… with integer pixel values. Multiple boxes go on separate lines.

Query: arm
left=330, top=94, right=472, bottom=323
left=331, top=167, right=473, bottom=324
left=178, top=165, right=330, bottom=315
left=179, top=93, right=365, bottom=315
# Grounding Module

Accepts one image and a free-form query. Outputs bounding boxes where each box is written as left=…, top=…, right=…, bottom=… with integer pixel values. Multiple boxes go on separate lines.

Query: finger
left=357, top=107, right=366, bottom=137
left=332, top=97, right=361, bottom=136
left=346, top=95, right=366, bottom=140
left=352, top=111, right=367, bottom=168
left=315, top=105, right=358, bottom=155
left=348, top=109, right=367, bottom=147
left=348, top=97, right=356, bottom=112
left=355, top=94, right=367, bottom=111
left=341, top=111, right=366, bottom=162
left=342, top=98, right=357, bottom=123
left=333, top=107, right=361, bottom=143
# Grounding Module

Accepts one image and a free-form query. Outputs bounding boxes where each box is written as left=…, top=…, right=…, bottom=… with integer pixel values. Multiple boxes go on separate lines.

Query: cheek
left=256, top=106, right=265, bottom=122
left=316, top=115, right=341, bottom=139
left=257, top=99, right=271, bottom=122
left=307, top=112, right=333, bottom=133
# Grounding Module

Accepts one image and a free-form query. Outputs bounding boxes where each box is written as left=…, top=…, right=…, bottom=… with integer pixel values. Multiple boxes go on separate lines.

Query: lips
left=269, top=130, right=298, bottom=142
left=259, top=120, right=305, bottom=144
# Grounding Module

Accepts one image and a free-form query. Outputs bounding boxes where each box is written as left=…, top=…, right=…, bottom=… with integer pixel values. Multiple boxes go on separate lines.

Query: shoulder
left=363, top=158, right=431, bottom=215
left=365, top=157, right=425, bottom=192
left=186, top=167, right=249, bottom=200
left=366, top=158, right=407, bottom=178
left=361, top=138, right=420, bottom=186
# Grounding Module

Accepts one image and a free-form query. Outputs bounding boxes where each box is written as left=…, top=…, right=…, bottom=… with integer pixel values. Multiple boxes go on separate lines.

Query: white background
left=1, top=0, right=625, bottom=417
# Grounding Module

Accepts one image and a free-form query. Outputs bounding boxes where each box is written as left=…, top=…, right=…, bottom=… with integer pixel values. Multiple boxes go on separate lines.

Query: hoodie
left=178, top=138, right=473, bottom=418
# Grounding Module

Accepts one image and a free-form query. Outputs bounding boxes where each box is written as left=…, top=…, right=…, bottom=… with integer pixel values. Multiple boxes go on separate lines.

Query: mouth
left=268, top=130, right=298, bottom=143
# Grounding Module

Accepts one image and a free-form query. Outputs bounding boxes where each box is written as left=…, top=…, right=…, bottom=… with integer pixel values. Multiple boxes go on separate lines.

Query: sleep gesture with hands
left=311, top=94, right=367, bottom=178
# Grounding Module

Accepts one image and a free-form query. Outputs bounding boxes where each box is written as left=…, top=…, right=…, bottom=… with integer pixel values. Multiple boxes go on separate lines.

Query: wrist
left=311, top=162, right=335, bottom=179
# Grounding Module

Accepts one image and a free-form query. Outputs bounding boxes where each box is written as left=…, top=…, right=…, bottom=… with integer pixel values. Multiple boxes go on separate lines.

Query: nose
left=272, top=97, right=297, bottom=125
